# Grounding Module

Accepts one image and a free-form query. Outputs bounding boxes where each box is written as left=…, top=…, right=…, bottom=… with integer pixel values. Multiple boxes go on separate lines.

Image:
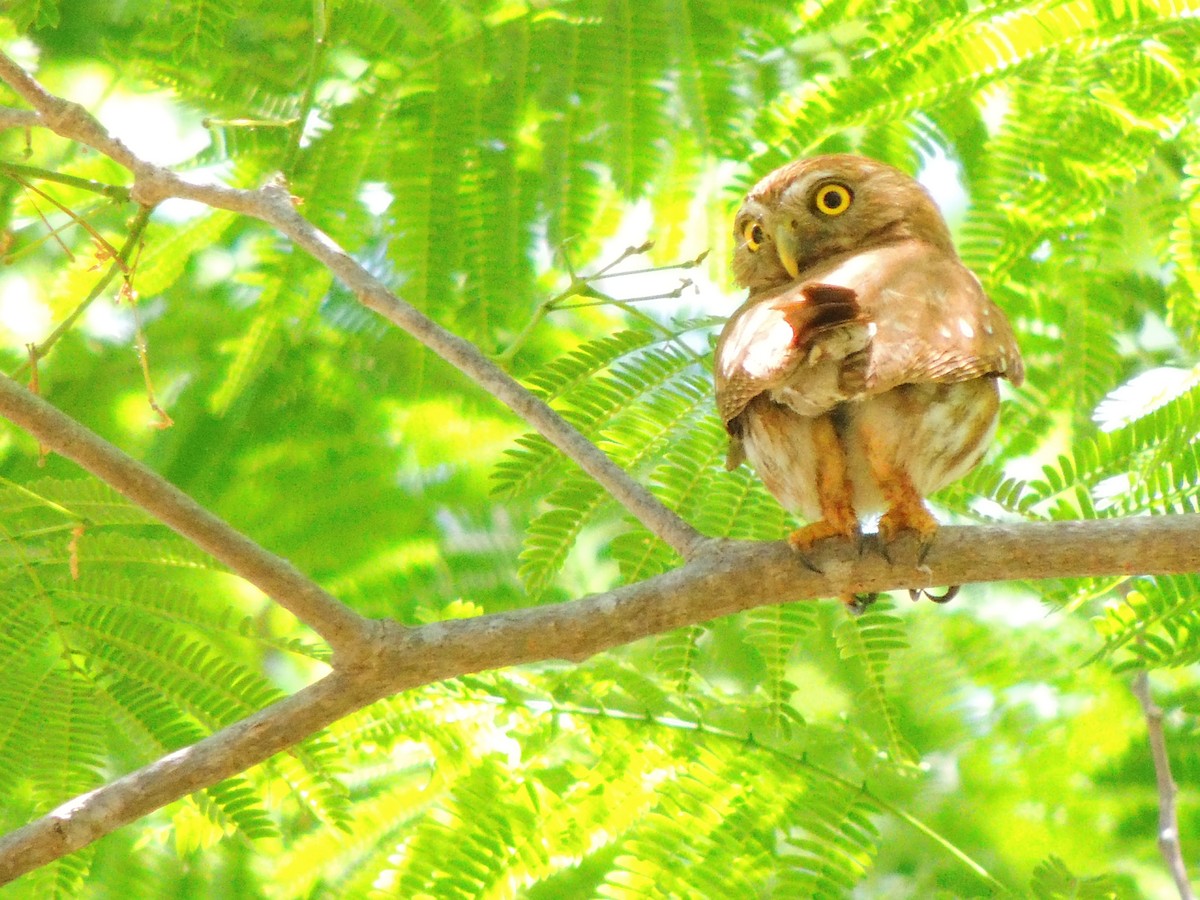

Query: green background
left=1, top=0, right=1198, bottom=896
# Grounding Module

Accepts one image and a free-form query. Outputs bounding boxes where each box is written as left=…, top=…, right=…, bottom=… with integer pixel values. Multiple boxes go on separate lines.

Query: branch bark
left=0, top=106, right=40, bottom=129
left=1132, top=670, right=1195, bottom=900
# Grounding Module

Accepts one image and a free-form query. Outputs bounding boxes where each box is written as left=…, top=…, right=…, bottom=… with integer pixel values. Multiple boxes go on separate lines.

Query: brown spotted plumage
left=714, top=154, right=1023, bottom=608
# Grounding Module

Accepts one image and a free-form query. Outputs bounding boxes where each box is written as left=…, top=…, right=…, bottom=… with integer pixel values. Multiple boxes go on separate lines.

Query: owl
left=714, top=154, right=1023, bottom=607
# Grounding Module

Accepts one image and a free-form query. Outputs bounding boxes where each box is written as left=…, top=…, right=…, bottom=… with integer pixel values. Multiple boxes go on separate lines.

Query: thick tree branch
left=0, top=375, right=375, bottom=656
left=1132, top=670, right=1195, bottom=900
left=2, top=513, right=1200, bottom=881
left=0, top=51, right=705, bottom=560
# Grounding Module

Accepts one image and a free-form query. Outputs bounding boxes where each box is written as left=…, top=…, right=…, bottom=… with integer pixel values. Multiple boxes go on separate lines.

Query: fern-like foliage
left=0, top=478, right=344, bottom=863
left=290, top=676, right=899, bottom=899
left=834, top=600, right=919, bottom=766
left=1030, top=855, right=1124, bottom=899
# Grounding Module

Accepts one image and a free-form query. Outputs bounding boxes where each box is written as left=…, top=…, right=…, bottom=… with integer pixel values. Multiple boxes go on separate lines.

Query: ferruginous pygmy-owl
left=714, top=154, right=1023, bottom=607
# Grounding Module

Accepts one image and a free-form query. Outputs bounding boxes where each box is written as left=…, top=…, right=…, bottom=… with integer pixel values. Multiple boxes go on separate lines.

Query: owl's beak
left=773, top=227, right=801, bottom=279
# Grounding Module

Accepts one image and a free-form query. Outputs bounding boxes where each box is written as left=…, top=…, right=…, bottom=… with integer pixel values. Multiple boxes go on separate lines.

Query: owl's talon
left=853, top=530, right=868, bottom=559
left=910, top=585, right=960, bottom=604
left=877, top=499, right=940, bottom=569
left=841, top=592, right=878, bottom=615
left=915, top=536, right=936, bottom=566
left=792, top=549, right=823, bottom=575
left=788, top=519, right=858, bottom=573
left=877, top=500, right=938, bottom=547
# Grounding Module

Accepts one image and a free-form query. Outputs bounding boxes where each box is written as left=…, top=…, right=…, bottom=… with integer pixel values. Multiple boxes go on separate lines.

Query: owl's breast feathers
left=714, top=240, right=1024, bottom=470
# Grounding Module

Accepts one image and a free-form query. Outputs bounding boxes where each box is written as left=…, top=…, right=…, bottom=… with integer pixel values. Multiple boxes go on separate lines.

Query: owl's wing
left=845, top=241, right=1025, bottom=393
left=714, top=281, right=870, bottom=467
left=713, top=240, right=1023, bottom=468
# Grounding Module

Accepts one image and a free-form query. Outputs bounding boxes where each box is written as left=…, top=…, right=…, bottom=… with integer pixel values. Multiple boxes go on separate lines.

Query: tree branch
left=0, top=161, right=132, bottom=202
left=1131, top=670, right=1195, bottom=900
left=0, top=375, right=375, bottom=657
left=0, top=50, right=705, bottom=561
left=2, top=512, right=1200, bottom=882
left=0, top=106, right=40, bottom=129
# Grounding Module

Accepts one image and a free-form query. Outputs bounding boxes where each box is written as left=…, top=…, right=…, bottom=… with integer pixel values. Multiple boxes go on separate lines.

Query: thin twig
left=7, top=171, right=124, bottom=261
left=0, top=162, right=131, bottom=201
left=282, top=0, right=328, bottom=176
left=14, top=190, right=75, bottom=260
left=1, top=197, right=114, bottom=266
left=496, top=244, right=650, bottom=363
left=9, top=207, right=152, bottom=377
left=1131, top=668, right=1195, bottom=900
left=586, top=249, right=709, bottom=281
left=120, top=233, right=174, bottom=428
left=496, top=241, right=660, bottom=363
left=0, top=106, right=39, bottom=129
left=496, top=246, right=705, bottom=363
left=551, top=279, right=695, bottom=310
left=590, top=239, right=654, bottom=278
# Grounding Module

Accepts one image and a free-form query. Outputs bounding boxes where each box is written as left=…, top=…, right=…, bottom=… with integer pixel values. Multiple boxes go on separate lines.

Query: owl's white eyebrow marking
left=780, top=170, right=839, bottom=202
left=939, top=324, right=953, bottom=339
left=958, top=318, right=974, bottom=338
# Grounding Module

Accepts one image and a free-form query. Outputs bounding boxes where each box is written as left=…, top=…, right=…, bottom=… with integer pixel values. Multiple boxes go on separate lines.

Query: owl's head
left=732, top=154, right=955, bottom=290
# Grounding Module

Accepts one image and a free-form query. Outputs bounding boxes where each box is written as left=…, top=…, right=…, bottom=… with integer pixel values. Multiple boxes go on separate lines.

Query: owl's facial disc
left=767, top=175, right=857, bottom=278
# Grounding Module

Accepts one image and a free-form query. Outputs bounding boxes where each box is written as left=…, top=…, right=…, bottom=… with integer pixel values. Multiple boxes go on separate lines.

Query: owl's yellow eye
left=744, top=222, right=765, bottom=251
left=814, top=183, right=852, bottom=216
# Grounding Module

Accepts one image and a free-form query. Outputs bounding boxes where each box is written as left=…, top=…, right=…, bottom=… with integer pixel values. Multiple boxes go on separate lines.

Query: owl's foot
left=786, top=518, right=859, bottom=574
left=787, top=412, right=861, bottom=563
left=879, top=500, right=961, bottom=604
left=785, top=413, right=862, bottom=572
left=875, top=496, right=939, bottom=566
left=787, top=518, right=859, bottom=552
left=860, top=424, right=940, bottom=562
left=877, top=498, right=938, bottom=546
